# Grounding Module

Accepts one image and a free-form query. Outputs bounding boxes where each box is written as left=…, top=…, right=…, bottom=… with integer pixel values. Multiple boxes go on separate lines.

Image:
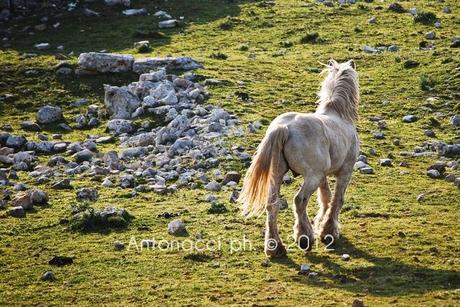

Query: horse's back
left=273, top=112, right=358, bottom=176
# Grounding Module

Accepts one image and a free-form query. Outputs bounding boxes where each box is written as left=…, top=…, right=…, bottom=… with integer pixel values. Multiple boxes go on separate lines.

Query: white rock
left=363, top=45, right=378, bottom=54
left=154, top=10, right=172, bottom=19
left=34, top=43, right=50, bottom=50
left=122, top=8, right=147, bottom=16
left=159, top=19, right=177, bottom=29
left=36, top=105, right=63, bottom=124
left=104, top=85, right=141, bottom=119
left=78, top=52, right=134, bottom=73
left=167, top=219, right=186, bottom=235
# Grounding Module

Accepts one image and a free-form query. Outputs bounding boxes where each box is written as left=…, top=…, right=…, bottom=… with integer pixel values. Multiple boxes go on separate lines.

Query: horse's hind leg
left=264, top=161, right=288, bottom=258
left=293, top=176, right=321, bottom=251
left=317, top=171, right=352, bottom=243
left=313, top=177, right=332, bottom=233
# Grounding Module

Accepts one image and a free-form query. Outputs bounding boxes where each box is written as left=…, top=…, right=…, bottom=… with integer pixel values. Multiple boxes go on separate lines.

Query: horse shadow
left=275, top=236, right=460, bottom=296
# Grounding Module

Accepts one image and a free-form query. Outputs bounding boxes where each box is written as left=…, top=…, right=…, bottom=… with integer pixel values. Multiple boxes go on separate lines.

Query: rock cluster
left=0, top=63, right=247, bottom=214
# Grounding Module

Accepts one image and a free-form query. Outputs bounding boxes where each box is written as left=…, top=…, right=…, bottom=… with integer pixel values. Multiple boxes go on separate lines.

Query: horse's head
left=318, top=59, right=360, bottom=123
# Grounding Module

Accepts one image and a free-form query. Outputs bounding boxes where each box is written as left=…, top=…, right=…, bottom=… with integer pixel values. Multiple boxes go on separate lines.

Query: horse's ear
left=328, top=59, right=337, bottom=67
left=348, top=60, right=356, bottom=70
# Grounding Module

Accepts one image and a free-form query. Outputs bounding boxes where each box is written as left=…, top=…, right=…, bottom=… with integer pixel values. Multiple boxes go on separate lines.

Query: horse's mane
left=317, top=60, right=360, bottom=123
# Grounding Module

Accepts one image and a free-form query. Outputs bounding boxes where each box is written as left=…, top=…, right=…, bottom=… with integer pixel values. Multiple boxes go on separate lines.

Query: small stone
left=392, top=138, right=401, bottom=146
left=20, top=121, right=41, bottom=132
left=58, top=123, right=72, bottom=132
left=261, top=260, right=270, bottom=267
left=120, top=175, right=135, bottom=188
left=41, top=271, right=55, bottom=281
left=363, top=45, right=378, bottom=54
left=451, top=115, right=460, bottom=126
left=168, top=219, right=186, bottom=235
left=34, top=43, right=50, bottom=50
left=299, top=264, right=310, bottom=274
left=424, top=129, right=435, bottom=137
left=379, top=159, right=392, bottom=167
left=454, top=178, right=460, bottom=188
left=368, top=16, right=376, bottom=24
left=134, top=40, right=151, bottom=53
left=372, top=131, right=384, bottom=139
left=229, top=190, right=239, bottom=203
left=222, top=171, right=241, bottom=185
left=30, top=189, right=48, bottom=205
left=36, top=105, right=63, bottom=124
left=107, top=119, right=135, bottom=135
left=357, top=155, right=368, bottom=163
left=73, top=149, right=93, bottom=163
left=425, top=31, right=436, bottom=40
left=122, top=8, right=147, bottom=16
left=154, top=10, right=172, bottom=19
left=360, top=166, right=374, bottom=174
left=76, top=188, right=98, bottom=202
left=388, top=2, right=405, bottom=13
left=205, top=181, right=221, bottom=192
left=402, top=115, right=417, bottom=123
left=8, top=206, right=25, bottom=218
left=159, top=19, right=177, bottom=29
left=426, top=169, right=441, bottom=179
left=113, top=241, right=125, bottom=250
left=408, top=8, right=417, bottom=16
left=52, top=179, right=73, bottom=190
left=352, top=298, right=364, bottom=307
left=6, top=135, right=27, bottom=149
left=308, top=272, right=318, bottom=278
left=388, top=45, right=399, bottom=52
left=445, top=174, right=456, bottom=183
left=416, top=194, right=425, bottom=202
left=341, top=253, right=350, bottom=261
left=83, top=8, right=100, bottom=17
left=354, top=161, right=367, bottom=170
left=442, top=6, right=451, bottom=14
left=12, top=192, right=33, bottom=210
left=102, top=178, right=114, bottom=187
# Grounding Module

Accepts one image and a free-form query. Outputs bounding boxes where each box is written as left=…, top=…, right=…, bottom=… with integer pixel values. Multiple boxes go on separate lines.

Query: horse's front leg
left=293, top=177, right=321, bottom=251
left=318, top=172, right=352, bottom=243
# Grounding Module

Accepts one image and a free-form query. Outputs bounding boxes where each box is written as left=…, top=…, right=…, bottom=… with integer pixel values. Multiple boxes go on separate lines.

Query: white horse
left=238, top=59, right=360, bottom=258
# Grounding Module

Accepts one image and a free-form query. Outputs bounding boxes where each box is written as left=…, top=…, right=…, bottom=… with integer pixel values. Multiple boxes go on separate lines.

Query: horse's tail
left=239, top=125, right=289, bottom=218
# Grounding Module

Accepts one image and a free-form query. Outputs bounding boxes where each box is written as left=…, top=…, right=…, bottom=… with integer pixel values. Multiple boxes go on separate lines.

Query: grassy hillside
left=0, top=0, right=459, bottom=305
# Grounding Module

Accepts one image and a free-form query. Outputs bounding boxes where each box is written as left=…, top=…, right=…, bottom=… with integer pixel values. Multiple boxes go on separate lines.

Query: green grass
left=1, top=0, right=460, bottom=305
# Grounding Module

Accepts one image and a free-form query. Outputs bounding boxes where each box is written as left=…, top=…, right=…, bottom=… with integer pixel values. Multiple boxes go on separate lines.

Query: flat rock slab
left=133, top=57, right=203, bottom=74
left=78, top=53, right=134, bottom=73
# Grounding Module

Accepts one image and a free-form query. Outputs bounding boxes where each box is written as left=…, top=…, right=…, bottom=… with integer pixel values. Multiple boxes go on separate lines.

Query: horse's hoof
left=265, top=243, right=287, bottom=258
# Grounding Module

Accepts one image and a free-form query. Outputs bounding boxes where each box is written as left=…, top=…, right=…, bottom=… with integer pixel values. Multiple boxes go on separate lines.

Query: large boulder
left=132, top=57, right=203, bottom=74
left=36, top=105, right=63, bottom=124
left=104, top=85, right=141, bottom=119
left=78, top=53, right=134, bottom=73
